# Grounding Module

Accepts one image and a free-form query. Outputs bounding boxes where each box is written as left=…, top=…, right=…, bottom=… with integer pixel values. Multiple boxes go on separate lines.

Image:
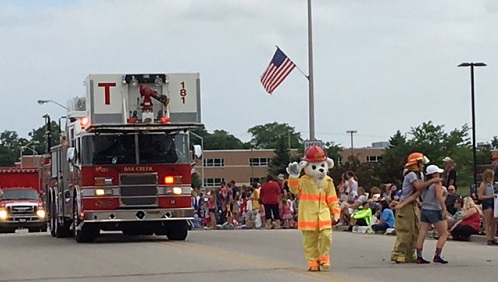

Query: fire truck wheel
left=49, top=193, right=56, bottom=237
left=75, top=226, right=99, bottom=243
left=54, top=217, right=71, bottom=238
left=166, top=221, right=188, bottom=241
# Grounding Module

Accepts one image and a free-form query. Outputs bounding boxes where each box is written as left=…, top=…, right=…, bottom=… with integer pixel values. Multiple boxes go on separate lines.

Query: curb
left=334, top=225, right=489, bottom=243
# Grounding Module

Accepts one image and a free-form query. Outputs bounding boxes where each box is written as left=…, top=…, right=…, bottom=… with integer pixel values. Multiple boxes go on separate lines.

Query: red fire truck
left=0, top=167, right=47, bottom=233
left=43, top=73, right=203, bottom=242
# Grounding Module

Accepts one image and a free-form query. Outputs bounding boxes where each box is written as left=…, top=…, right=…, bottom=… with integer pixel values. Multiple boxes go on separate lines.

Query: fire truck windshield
left=0, top=189, right=40, bottom=201
left=81, top=133, right=189, bottom=165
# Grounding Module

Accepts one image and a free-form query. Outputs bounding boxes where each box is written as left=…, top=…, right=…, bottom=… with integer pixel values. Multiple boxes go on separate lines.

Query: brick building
left=197, top=143, right=387, bottom=187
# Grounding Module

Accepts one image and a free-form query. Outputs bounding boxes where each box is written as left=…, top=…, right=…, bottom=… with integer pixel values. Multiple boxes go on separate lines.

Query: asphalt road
left=0, top=229, right=496, bottom=282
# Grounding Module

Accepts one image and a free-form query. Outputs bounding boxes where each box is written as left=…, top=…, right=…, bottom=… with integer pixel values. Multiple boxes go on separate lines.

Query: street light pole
left=458, top=62, right=486, bottom=187
left=346, top=130, right=357, bottom=157
left=190, top=132, right=204, bottom=187
left=37, top=99, right=68, bottom=110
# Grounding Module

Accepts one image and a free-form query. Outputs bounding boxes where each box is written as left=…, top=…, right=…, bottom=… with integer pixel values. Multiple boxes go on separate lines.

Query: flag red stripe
left=266, top=60, right=295, bottom=93
left=260, top=49, right=296, bottom=94
left=261, top=65, right=277, bottom=87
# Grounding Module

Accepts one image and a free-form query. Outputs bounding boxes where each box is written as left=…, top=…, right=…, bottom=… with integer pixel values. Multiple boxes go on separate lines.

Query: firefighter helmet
left=304, top=146, right=327, bottom=162
left=405, top=152, right=429, bottom=167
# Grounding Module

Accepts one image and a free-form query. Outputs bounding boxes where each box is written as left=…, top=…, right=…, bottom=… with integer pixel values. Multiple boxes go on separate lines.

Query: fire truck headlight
left=0, top=209, right=8, bottom=220
left=172, top=187, right=182, bottom=195
left=95, top=189, right=106, bottom=196
left=36, top=209, right=46, bottom=218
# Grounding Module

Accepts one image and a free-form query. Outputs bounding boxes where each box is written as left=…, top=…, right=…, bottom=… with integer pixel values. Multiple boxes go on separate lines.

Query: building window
left=204, top=178, right=225, bottom=187
left=249, top=177, right=265, bottom=185
left=203, top=158, right=224, bottom=167
left=249, top=158, right=271, bottom=167
left=366, top=155, right=383, bottom=163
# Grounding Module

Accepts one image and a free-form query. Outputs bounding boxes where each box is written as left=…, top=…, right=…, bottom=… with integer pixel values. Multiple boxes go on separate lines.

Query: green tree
left=376, top=131, right=411, bottom=186
left=476, top=143, right=492, bottom=165
left=323, top=141, right=343, bottom=165
left=491, top=136, right=498, bottom=150
left=378, top=121, right=472, bottom=190
left=247, top=122, right=302, bottom=149
left=0, top=130, right=27, bottom=166
left=268, top=136, right=291, bottom=177
left=191, top=129, right=246, bottom=150
left=0, top=144, right=16, bottom=166
left=29, top=121, right=61, bottom=153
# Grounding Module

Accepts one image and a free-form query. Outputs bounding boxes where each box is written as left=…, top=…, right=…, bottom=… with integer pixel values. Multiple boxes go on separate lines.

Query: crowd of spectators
left=190, top=156, right=497, bottom=245
left=190, top=175, right=298, bottom=230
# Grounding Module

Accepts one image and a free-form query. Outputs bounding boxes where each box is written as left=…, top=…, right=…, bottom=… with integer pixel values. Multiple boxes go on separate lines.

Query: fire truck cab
left=45, top=73, right=203, bottom=242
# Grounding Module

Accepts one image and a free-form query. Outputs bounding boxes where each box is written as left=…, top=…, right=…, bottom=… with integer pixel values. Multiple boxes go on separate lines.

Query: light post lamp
left=37, top=99, right=68, bottom=110
left=20, top=141, right=40, bottom=169
left=458, top=62, right=486, bottom=187
left=190, top=132, right=204, bottom=187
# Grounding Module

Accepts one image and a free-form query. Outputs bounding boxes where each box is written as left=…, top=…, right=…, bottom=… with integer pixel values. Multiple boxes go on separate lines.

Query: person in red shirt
left=260, top=174, right=282, bottom=229
left=450, top=197, right=482, bottom=241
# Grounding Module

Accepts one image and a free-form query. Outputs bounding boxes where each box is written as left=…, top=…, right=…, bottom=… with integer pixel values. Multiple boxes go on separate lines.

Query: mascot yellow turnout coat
left=287, top=146, right=341, bottom=271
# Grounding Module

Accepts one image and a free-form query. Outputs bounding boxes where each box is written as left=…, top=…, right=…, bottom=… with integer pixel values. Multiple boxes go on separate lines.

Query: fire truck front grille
left=119, top=173, right=158, bottom=207
left=8, top=205, right=36, bottom=216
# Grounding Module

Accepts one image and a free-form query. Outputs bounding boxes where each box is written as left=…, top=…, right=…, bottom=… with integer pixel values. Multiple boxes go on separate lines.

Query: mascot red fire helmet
left=304, top=146, right=327, bottom=162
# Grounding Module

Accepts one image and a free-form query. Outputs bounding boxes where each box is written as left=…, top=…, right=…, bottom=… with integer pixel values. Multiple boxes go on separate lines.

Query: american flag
left=260, top=48, right=296, bottom=94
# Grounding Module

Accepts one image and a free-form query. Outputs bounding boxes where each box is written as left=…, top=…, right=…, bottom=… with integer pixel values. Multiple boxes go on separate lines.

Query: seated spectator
left=371, top=200, right=395, bottom=233
left=348, top=201, right=372, bottom=231
left=369, top=193, right=381, bottom=214
left=340, top=187, right=366, bottom=225
left=450, top=197, right=482, bottom=241
left=445, top=185, right=460, bottom=215
left=447, top=197, right=463, bottom=230
left=240, top=192, right=254, bottom=229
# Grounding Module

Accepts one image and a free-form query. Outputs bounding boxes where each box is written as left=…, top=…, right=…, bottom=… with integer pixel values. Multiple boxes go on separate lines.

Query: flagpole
left=307, top=0, right=315, bottom=140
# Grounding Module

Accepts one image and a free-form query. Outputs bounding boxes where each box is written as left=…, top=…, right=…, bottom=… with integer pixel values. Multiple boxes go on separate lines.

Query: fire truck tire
left=49, top=193, right=56, bottom=237
left=166, top=221, right=188, bottom=241
left=75, top=226, right=99, bottom=243
left=54, top=218, right=71, bottom=238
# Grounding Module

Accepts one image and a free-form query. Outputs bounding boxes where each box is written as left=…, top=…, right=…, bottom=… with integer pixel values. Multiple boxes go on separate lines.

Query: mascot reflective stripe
left=287, top=146, right=340, bottom=271
left=289, top=176, right=339, bottom=230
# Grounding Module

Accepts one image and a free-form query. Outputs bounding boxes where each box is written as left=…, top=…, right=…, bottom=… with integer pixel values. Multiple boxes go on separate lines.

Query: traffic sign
left=304, top=139, right=323, bottom=150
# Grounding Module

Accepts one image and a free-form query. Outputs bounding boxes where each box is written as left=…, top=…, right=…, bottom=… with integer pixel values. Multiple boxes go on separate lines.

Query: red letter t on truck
left=97, top=83, right=116, bottom=105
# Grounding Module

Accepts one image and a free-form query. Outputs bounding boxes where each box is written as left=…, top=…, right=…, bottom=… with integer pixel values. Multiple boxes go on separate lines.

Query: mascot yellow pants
left=391, top=202, right=419, bottom=263
left=302, top=229, right=332, bottom=269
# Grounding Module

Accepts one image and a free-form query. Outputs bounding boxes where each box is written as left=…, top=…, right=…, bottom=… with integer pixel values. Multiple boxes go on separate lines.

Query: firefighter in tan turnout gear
left=287, top=146, right=341, bottom=271
left=391, top=152, right=441, bottom=263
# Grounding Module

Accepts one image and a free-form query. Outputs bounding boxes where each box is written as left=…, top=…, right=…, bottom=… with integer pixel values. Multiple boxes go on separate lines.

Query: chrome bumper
left=81, top=208, right=194, bottom=223
left=1, top=216, right=45, bottom=223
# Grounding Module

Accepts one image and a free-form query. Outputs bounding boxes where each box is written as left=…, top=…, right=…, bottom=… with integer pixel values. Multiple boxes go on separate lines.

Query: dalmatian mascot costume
left=287, top=146, right=341, bottom=271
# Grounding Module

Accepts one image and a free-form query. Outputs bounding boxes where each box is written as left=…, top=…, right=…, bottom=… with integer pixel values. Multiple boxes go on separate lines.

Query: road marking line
left=164, top=241, right=355, bottom=282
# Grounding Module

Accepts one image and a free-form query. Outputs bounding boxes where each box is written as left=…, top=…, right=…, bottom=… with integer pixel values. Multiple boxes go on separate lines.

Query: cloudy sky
left=1, top=0, right=497, bottom=148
